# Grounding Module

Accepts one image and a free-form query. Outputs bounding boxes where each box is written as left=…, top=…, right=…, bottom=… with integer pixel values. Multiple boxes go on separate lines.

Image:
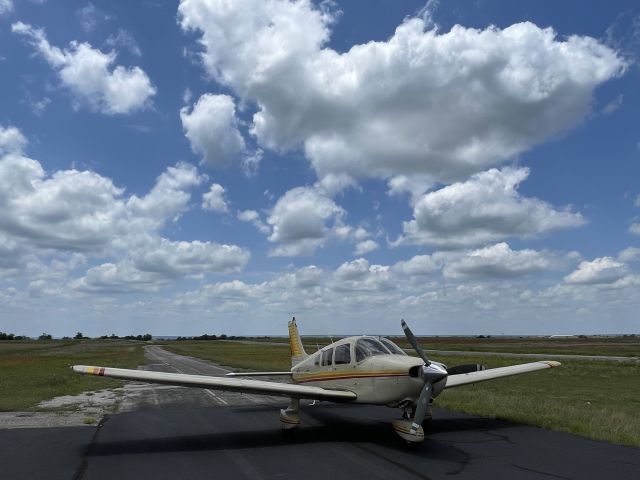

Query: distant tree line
left=96, top=333, right=153, bottom=341
left=0, top=332, right=28, bottom=340
left=174, top=334, right=247, bottom=341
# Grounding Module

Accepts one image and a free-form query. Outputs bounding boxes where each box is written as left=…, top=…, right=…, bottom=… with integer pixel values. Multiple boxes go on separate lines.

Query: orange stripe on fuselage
left=294, top=370, right=409, bottom=384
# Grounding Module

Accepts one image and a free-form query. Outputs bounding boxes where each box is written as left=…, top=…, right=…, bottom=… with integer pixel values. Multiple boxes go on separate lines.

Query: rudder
left=288, top=316, right=308, bottom=367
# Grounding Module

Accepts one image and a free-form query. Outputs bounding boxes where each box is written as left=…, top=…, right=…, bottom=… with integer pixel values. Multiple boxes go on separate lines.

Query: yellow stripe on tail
left=288, top=316, right=308, bottom=367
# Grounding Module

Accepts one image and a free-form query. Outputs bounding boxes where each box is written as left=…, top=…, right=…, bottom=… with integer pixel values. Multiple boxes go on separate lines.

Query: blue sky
left=0, top=0, right=638, bottom=337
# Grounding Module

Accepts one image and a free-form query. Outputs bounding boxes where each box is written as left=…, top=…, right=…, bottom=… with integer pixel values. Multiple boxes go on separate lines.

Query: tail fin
left=288, top=317, right=308, bottom=367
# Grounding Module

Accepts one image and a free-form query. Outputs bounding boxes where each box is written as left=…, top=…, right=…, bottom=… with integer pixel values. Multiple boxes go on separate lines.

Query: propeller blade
left=401, top=319, right=430, bottom=366
left=410, top=382, right=432, bottom=434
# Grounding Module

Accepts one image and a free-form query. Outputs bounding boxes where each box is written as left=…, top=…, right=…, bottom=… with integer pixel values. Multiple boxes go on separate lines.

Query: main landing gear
left=280, top=397, right=300, bottom=430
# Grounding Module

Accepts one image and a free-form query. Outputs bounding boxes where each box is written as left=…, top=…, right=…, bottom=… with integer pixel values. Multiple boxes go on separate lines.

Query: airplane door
left=331, top=343, right=357, bottom=390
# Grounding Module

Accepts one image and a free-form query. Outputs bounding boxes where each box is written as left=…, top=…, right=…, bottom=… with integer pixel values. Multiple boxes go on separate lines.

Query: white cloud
left=267, top=186, right=344, bottom=256
left=12, top=22, right=156, bottom=115
left=202, top=183, right=229, bottom=213
left=399, top=167, right=586, bottom=248
left=70, top=261, right=166, bottom=293
left=133, top=238, right=249, bottom=277
left=0, top=153, right=126, bottom=252
left=618, top=247, right=640, bottom=263
left=442, top=243, right=561, bottom=279
left=564, top=257, right=629, bottom=285
left=629, top=222, right=640, bottom=236
left=180, top=93, right=246, bottom=168
left=393, top=254, right=441, bottom=276
left=0, top=126, right=252, bottom=294
left=237, top=209, right=270, bottom=234
left=332, top=258, right=394, bottom=292
left=354, top=239, right=378, bottom=256
left=126, top=162, right=204, bottom=230
left=0, top=0, right=13, bottom=16
left=0, top=125, right=26, bottom=155
left=179, top=0, right=625, bottom=186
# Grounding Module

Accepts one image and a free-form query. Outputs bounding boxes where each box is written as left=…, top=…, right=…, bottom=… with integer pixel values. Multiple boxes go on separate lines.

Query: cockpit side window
left=380, top=337, right=407, bottom=355
left=334, top=344, right=351, bottom=365
left=355, top=338, right=389, bottom=362
left=321, top=348, right=333, bottom=366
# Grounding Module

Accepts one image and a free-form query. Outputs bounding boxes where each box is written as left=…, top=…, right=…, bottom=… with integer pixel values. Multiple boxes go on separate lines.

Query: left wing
left=445, top=361, right=561, bottom=389
left=72, top=365, right=356, bottom=402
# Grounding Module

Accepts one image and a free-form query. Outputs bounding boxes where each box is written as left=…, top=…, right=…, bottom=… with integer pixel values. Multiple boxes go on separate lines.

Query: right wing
left=72, top=365, right=356, bottom=402
left=225, top=371, right=292, bottom=377
left=445, top=361, right=561, bottom=389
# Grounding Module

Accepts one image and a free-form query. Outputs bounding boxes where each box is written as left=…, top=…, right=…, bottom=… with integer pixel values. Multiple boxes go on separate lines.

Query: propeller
left=401, top=319, right=448, bottom=434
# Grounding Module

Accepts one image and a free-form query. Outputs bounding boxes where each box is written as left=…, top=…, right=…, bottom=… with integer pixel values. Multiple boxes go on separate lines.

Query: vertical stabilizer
left=288, top=317, right=308, bottom=367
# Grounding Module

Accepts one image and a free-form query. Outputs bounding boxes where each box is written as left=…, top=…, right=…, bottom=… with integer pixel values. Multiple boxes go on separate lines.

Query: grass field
left=164, top=340, right=640, bottom=448
left=0, top=340, right=146, bottom=411
left=244, top=335, right=640, bottom=358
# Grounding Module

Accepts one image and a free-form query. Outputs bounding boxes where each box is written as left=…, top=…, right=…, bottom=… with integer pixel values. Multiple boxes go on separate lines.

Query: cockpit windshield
left=355, top=338, right=387, bottom=362
left=379, top=337, right=407, bottom=356
left=355, top=337, right=405, bottom=362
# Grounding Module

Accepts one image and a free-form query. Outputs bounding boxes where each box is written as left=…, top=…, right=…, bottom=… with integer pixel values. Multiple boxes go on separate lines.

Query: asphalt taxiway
left=1, top=346, right=638, bottom=479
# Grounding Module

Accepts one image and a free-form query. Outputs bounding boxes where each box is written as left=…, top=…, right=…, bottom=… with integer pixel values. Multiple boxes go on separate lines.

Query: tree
left=38, top=333, right=52, bottom=340
left=74, top=332, right=84, bottom=340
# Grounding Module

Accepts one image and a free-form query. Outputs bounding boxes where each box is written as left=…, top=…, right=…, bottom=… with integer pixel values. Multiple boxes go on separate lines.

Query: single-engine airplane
left=73, top=318, right=560, bottom=442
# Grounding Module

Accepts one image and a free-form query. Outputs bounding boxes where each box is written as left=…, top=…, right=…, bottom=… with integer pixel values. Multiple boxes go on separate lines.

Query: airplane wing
left=225, top=371, right=292, bottom=377
left=72, top=365, right=356, bottom=402
left=444, top=360, right=561, bottom=389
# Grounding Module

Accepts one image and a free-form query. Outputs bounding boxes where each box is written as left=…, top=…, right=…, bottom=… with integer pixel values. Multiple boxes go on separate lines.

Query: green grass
left=0, top=340, right=146, bottom=411
left=164, top=341, right=640, bottom=448
left=164, top=341, right=291, bottom=371
left=434, top=355, right=640, bottom=448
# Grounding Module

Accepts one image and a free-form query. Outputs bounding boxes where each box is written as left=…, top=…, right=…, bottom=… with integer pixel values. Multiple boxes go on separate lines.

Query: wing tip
left=544, top=360, right=561, bottom=368
left=72, top=365, right=106, bottom=376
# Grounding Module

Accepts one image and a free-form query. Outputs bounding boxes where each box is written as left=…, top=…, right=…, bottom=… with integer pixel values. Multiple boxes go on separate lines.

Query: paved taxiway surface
left=2, top=346, right=638, bottom=480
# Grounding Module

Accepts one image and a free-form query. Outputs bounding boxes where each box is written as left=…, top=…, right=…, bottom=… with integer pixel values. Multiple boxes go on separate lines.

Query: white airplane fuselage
left=290, top=336, right=447, bottom=406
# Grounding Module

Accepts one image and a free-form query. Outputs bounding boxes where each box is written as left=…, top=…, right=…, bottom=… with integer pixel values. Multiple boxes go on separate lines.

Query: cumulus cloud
left=125, top=162, right=204, bottom=230
left=618, top=247, right=640, bottom=263
left=267, top=186, right=344, bottom=256
left=70, top=261, right=165, bottom=293
left=354, top=239, right=378, bottom=256
left=398, top=167, right=585, bottom=248
left=393, top=254, right=442, bottom=276
left=133, top=238, right=249, bottom=277
left=202, top=183, right=229, bottom=213
left=0, top=154, right=202, bottom=253
left=180, top=94, right=246, bottom=168
left=0, top=125, right=250, bottom=293
left=332, top=258, right=394, bottom=292
left=564, top=257, right=629, bottom=285
left=12, top=22, right=156, bottom=114
left=179, top=0, right=625, bottom=187
left=0, top=125, right=26, bottom=155
left=629, top=222, right=640, bottom=236
left=441, top=243, right=561, bottom=279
